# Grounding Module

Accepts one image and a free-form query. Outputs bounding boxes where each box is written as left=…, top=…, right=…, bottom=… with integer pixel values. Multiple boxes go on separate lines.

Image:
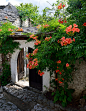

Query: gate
left=28, top=47, right=42, bottom=91
left=17, top=48, right=24, bottom=80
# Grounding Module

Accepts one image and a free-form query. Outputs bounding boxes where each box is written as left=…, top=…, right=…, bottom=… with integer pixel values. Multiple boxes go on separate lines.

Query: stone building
left=0, top=3, right=86, bottom=99
left=0, top=2, right=31, bottom=27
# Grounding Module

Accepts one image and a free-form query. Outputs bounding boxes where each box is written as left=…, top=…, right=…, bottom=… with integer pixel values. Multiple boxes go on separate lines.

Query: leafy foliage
left=0, top=63, right=11, bottom=86
left=0, top=20, right=20, bottom=86
left=25, top=0, right=86, bottom=107
left=52, top=86, right=75, bottom=107
left=0, top=21, right=20, bottom=55
left=16, top=3, right=39, bottom=25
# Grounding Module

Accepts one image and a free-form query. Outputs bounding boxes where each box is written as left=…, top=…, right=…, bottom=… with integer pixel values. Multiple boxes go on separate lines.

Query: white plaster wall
left=24, top=47, right=27, bottom=77
left=43, top=70, right=50, bottom=92
left=22, top=19, right=29, bottom=27
left=24, top=47, right=29, bottom=77
left=12, top=17, right=21, bottom=27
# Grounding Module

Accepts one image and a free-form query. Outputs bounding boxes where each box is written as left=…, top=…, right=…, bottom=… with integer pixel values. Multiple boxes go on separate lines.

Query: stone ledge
left=3, top=90, right=35, bottom=111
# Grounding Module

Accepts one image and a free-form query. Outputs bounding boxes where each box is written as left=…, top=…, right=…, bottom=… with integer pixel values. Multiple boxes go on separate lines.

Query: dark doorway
left=17, top=48, right=24, bottom=80
left=28, top=47, right=42, bottom=91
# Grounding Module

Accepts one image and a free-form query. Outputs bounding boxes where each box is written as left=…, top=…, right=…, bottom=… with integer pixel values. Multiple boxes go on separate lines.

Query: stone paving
left=0, top=83, right=86, bottom=111
left=0, top=94, right=21, bottom=111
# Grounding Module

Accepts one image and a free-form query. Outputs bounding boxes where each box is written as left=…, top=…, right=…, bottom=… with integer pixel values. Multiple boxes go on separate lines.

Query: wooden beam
left=8, top=35, right=29, bottom=40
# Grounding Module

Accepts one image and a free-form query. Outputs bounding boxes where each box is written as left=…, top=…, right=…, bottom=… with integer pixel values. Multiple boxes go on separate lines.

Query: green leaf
left=83, top=95, right=86, bottom=99
left=63, top=95, right=67, bottom=103
left=62, top=102, right=66, bottom=107
left=67, top=97, right=72, bottom=102
left=68, top=89, right=75, bottom=93
left=52, top=92, right=55, bottom=96
left=54, top=94, right=58, bottom=103
left=59, top=96, right=63, bottom=101
left=60, top=90, right=64, bottom=96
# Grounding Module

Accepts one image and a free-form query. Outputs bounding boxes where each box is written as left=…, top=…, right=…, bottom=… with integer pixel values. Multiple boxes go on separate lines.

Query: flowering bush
left=26, top=0, right=86, bottom=107
left=26, top=14, right=86, bottom=106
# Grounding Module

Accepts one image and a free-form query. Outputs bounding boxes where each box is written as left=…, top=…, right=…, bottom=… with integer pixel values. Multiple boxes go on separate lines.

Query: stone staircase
left=2, top=83, right=86, bottom=111
left=2, top=83, right=63, bottom=111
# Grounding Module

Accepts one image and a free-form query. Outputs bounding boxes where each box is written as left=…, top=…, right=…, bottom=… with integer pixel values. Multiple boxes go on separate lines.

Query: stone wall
left=58, top=58, right=86, bottom=99
left=68, top=58, right=86, bottom=99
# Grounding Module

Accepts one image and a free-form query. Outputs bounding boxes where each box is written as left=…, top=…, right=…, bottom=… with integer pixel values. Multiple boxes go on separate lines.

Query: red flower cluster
left=38, top=70, right=44, bottom=76
left=4, top=22, right=7, bottom=24
left=32, top=49, right=38, bottom=56
left=43, top=24, right=49, bottom=28
left=55, top=60, right=70, bottom=84
left=29, top=34, right=41, bottom=45
left=30, top=34, right=35, bottom=38
left=57, top=60, right=61, bottom=63
left=16, top=27, right=23, bottom=32
left=45, top=36, right=52, bottom=41
left=36, top=25, right=41, bottom=29
left=58, top=37, right=75, bottom=46
left=56, top=61, right=62, bottom=75
left=65, top=24, right=80, bottom=34
left=56, top=69, right=62, bottom=75
left=26, top=53, right=31, bottom=59
left=56, top=69, right=60, bottom=73
left=34, top=40, right=41, bottom=45
left=0, top=29, right=2, bottom=31
left=55, top=78, right=58, bottom=81
left=30, top=35, right=38, bottom=40
left=5, top=16, right=8, bottom=19
left=8, top=28, right=13, bottom=31
left=57, top=3, right=65, bottom=9
left=83, top=23, right=86, bottom=26
left=55, top=78, right=64, bottom=84
left=59, top=81, right=63, bottom=84
left=58, top=19, right=67, bottom=24
left=27, top=58, right=38, bottom=69
left=66, top=63, right=69, bottom=67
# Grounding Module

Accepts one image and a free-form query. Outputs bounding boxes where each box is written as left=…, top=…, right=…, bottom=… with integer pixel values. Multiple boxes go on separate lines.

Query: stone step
left=3, top=84, right=39, bottom=111
left=3, top=83, right=61, bottom=111
left=2, top=83, right=84, bottom=111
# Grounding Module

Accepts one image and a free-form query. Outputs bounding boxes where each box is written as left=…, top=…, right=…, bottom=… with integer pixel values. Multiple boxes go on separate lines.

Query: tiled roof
left=0, top=3, right=19, bottom=25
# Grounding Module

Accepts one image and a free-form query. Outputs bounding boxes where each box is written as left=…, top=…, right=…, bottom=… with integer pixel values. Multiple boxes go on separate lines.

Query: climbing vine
left=25, top=0, right=86, bottom=107
left=0, top=18, right=21, bottom=86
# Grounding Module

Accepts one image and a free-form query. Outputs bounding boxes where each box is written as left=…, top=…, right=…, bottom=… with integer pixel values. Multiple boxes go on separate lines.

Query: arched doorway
left=11, top=40, right=50, bottom=92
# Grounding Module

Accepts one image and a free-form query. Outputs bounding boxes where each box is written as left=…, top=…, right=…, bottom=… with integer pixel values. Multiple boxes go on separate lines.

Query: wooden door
left=17, top=48, right=24, bottom=80
left=28, top=47, right=42, bottom=91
